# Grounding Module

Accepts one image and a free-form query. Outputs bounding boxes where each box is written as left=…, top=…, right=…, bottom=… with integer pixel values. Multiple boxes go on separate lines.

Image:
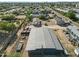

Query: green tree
left=12, top=11, right=20, bottom=15
left=64, top=10, right=78, bottom=21
left=39, top=15, right=47, bottom=21
left=65, top=10, right=76, bottom=19
left=26, top=9, right=33, bottom=22
left=0, top=22, right=16, bottom=32
left=6, top=23, right=16, bottom=32
left=1, top=14, right=15, bottom=21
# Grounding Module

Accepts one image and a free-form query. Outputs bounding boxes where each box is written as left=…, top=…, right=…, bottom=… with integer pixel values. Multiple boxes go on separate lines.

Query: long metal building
left=67, top=25, right=79, bottom=46
left=25, top=27, right=65, bottom=57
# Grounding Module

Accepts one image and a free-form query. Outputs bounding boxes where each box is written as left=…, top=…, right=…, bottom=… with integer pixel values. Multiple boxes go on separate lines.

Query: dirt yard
left=46, top=18, right=76, bottom=56
left=55, top=29, right=76, bottom=56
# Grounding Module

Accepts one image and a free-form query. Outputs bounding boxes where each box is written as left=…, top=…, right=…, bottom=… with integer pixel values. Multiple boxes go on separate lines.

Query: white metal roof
left=67, top=25, right=79, bottom=37
left=26, top=27, right=63, bottom=51
left=74, top=48, right=79, bottom=56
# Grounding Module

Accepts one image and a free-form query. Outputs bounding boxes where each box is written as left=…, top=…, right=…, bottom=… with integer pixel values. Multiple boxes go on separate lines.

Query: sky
left=0, top=0, right=79, bottom=2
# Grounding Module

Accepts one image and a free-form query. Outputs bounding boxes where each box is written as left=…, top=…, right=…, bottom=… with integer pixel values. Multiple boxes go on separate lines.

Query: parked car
left=16, top=41, right=24, bottom=52
left=21, top=27, right=31, bottom=36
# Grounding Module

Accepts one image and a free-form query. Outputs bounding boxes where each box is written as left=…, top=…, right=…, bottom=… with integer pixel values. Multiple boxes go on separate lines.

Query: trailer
left=67, top=25, right=79, bottom=46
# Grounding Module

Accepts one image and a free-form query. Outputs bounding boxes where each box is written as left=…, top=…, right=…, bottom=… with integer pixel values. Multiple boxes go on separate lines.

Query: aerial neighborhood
left=0, top=2, right=79, bottom=57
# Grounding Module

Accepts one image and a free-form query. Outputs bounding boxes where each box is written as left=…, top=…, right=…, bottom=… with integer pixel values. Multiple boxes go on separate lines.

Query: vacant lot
left=54, top=28, right=76, bottom=56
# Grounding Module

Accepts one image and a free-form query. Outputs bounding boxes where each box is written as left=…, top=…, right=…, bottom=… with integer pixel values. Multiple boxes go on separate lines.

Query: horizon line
left=0, top=1, right=79, bottom=3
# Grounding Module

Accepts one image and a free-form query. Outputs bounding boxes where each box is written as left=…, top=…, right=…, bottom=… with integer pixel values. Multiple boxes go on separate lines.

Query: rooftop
left=74, top=48, right=79, bottom=55
left=26, top=27, right=63, bottom=51
left=67, top=25, right=79, bottom=37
